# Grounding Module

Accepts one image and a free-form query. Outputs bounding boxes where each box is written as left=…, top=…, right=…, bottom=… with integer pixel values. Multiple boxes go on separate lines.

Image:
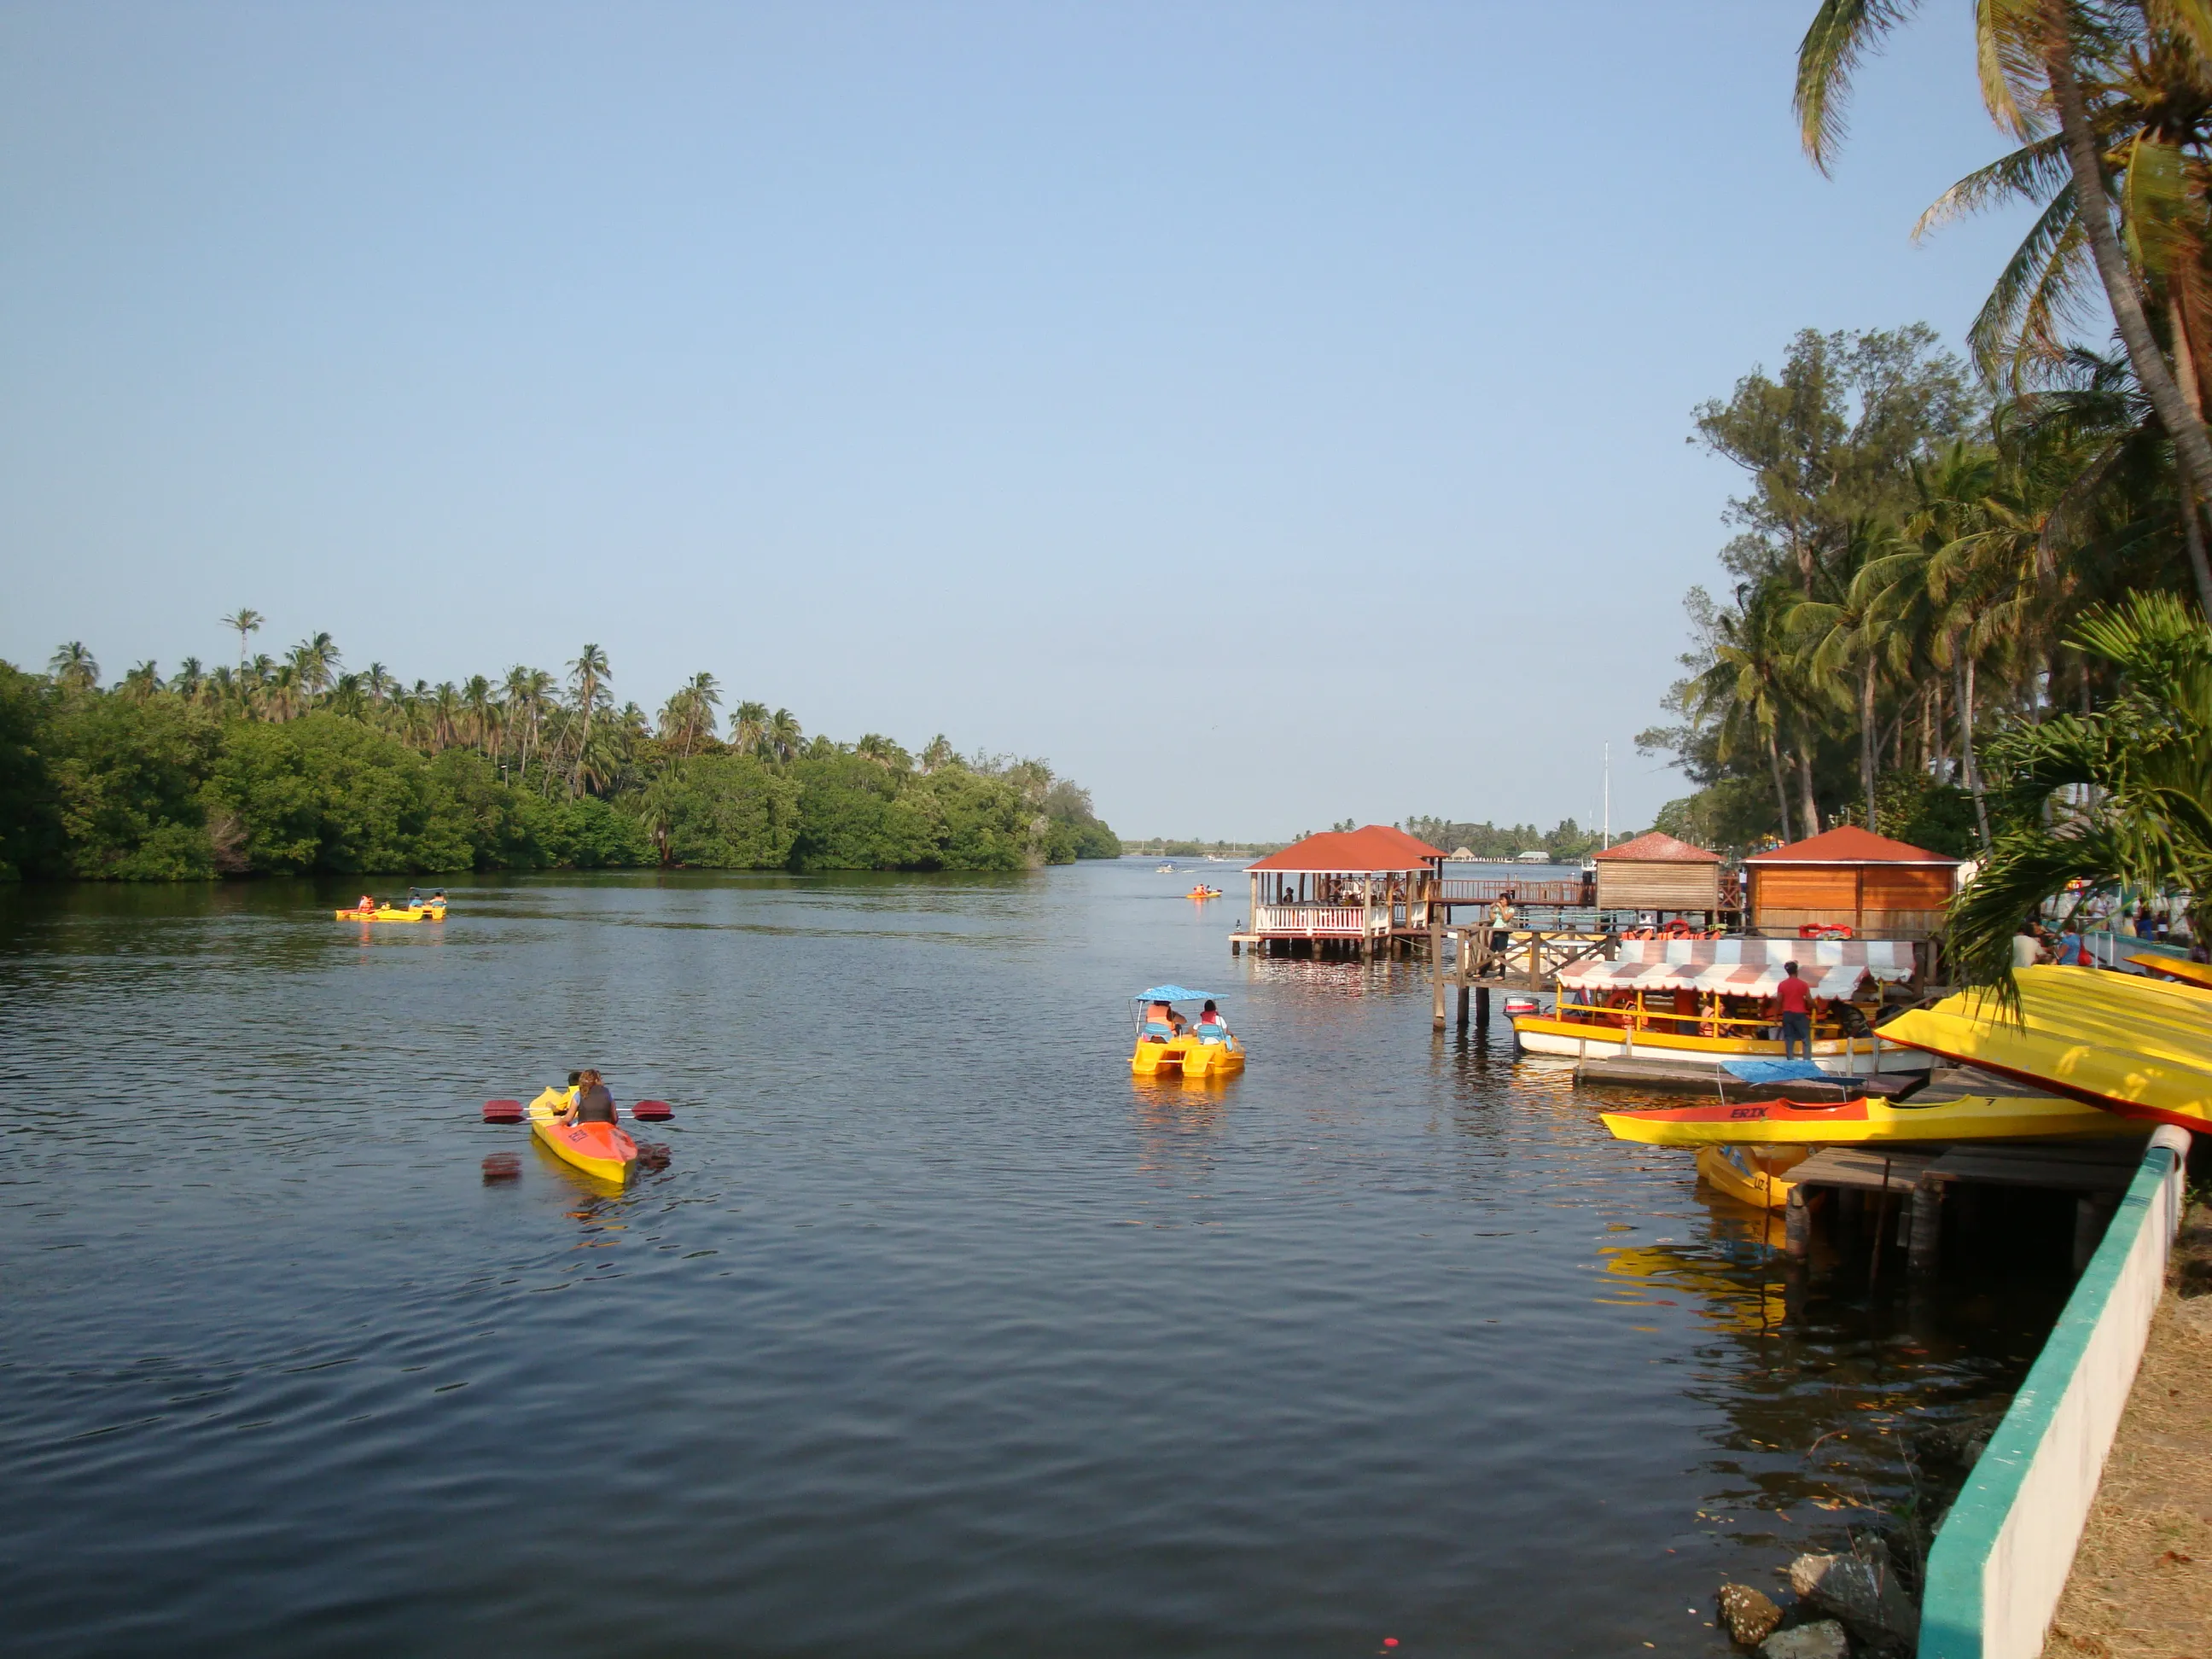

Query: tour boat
left=1128, top=985, right=1245, bottom=1078
left=1512, top=937, right=1930, bottom=1074
left=527, top=1086, right=637, bottom=1184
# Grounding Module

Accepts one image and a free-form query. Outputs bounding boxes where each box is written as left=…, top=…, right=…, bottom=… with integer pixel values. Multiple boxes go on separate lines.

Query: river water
left=0, top=862, right=2069, bottom=1656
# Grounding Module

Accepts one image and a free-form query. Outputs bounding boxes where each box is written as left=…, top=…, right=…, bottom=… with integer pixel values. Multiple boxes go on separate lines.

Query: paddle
left=481, top=1098, right=672, bottom=1123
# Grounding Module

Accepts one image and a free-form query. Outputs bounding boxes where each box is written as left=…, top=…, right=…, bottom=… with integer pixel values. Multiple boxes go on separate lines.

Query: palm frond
left=1798, top=0, right=1923, bottom=170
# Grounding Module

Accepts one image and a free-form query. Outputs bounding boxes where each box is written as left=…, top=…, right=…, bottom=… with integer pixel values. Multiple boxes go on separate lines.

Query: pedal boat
left=527, top=1086, right=637, bottom=1184
left=1185, top=887, right=1223, bottom=900
left=1129, top=985, right=1245, bottom=1078
left=335, top=905, right=446, bottom=923
left=1600, top=1089, right=2132, bottom=1148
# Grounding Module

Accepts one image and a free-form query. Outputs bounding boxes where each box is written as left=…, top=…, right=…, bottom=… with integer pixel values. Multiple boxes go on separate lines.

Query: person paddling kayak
left=564, top=1068, right=617, bottom=1126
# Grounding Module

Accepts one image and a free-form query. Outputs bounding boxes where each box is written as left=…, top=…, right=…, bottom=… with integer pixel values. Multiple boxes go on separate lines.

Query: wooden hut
left=1237, top=825, right=1447, bottom=957
left=1743, top=825, right=1962, bottom=940
left=1590, top=830, right=1721, bottom=918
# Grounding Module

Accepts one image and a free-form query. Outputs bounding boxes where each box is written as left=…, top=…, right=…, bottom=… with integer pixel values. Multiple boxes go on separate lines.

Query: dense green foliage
left=0, top=645, right=1116, bottom=881
left=1638, top=6, right=2212, bottom=982
left=1400, top=817, right=1642, bottom=861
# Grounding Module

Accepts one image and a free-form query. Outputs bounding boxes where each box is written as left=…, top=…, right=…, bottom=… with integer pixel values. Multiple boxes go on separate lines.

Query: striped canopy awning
left=1557, top=938, right=1915, bottom=999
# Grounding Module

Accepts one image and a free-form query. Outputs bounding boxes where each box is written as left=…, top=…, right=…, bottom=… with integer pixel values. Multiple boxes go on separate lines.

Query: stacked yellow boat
left=1876, top=964, right=2212, bottom=1131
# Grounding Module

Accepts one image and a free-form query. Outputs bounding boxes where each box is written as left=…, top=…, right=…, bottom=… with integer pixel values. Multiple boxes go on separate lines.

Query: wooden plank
left=1929, top=1143, right=2145, bottom=1191
left=1790, top=1147, right=1940, bottom=1191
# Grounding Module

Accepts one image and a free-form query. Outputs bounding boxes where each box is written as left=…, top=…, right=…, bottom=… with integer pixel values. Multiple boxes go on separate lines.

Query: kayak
left=2128, top=953, right=2212, bottom=990
left=527, top=1086, right=637, bottom=1184
left=1877, top=964, right=2212, bottom=1130
left=1601, top=1090, right=2134, bottom=1148
left=1697, top=1144, right=1803, bottom=1209
left=335, top=905, right=446, bottom=923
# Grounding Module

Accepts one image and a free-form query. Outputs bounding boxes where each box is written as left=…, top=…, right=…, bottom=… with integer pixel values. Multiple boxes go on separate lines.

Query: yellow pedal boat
left=1129, top=985, right=1245, bottom=1078
left=335, top=905, right=446, bottom=923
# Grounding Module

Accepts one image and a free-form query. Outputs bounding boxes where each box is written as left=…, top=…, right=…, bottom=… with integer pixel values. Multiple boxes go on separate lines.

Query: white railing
left=1254, top=905, right=1374, bottom=935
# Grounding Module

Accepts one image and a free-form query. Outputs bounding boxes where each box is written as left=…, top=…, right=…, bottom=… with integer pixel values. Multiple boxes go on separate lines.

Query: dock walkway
left=2040, top=1199, right=2212, bottom=1657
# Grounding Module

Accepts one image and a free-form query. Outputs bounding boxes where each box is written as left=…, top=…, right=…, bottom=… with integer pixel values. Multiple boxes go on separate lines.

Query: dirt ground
left=2043, top=1198, right=2212, bottom=1659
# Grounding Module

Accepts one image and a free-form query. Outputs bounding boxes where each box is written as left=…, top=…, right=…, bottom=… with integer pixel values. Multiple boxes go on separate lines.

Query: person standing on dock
left=1487, top=894, right=1516, bottom=978
left=1775, top=961, right=1813, bottom=1061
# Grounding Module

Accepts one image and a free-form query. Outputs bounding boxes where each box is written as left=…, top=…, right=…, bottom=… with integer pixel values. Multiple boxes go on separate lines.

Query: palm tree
left=764, top=707, right=802, bottom=765
left=220, top=608, right=263, bottom=669
left=1798, top=2, right=2212, bottom=584
left=288, top=632, right=341, bottom=701
left=1690, top=582, right=1811, bottom=839
left=120, top=661, right=162, bottom=700
left=731, top=700, right=769, bottom=758
left=365, top=662, right=394, bottom=706
left=171, top=656, right=205, bottom=700
left=48, top=642, right=99, bottom=693
left=921, top=734, right=957, bottom=772
left=567, top=644, right=610, bottom=794
left=432, top=682, right=463, bottom=751
left=1947, top=587, right=2212, bottom=985
left=680, top=671, right=720, bottom=758
left=503, top=666, right=555, bottom=777
left=463, top=674, right=496, bottom=755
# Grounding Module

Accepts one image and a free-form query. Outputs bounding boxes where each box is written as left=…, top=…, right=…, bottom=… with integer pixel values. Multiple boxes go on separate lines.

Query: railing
left=1436, top=878, right=1589, bottom=906
left=1254, top=905, right=1377, bottom=935
left=1918, top=1126, right=2191, bottom=1658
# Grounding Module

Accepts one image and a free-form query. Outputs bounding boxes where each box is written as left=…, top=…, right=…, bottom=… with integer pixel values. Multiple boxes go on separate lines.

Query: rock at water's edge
left=1758, top=1620, right=1850, bottom=1659
left=1790, top=1540, right=1919, bottom=1648
left=1718, top=1582, right=1783, bottom=1647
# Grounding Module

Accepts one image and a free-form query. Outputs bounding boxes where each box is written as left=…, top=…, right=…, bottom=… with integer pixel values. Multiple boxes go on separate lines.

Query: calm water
left=0, top=862, right=2066, bottom=1656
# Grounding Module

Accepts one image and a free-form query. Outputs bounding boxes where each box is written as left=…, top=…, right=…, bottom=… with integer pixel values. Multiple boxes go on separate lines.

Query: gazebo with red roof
left=1743, top=825, right=1963, bottom=940
left=1239, top=825, right=1447, bottom=956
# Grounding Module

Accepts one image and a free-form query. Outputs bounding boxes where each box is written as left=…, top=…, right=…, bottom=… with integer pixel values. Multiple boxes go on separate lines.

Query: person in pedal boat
left=1196, top=999, right=1228, bottom=1033
left=564, top=1068, right=618, bottom=1126
left=356, top=893, right=378, bottom=914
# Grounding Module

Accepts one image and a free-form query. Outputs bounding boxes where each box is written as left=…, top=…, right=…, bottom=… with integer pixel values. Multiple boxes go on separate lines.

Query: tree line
left=1641, top=3, right=2212, bottom=981
left=0, top=630, right=1119, bottom=881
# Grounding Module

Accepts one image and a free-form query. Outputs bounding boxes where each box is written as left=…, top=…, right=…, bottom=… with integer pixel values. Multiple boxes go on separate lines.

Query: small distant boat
left=335, top=904, right=445, bottom=923
left=1515, top=850, right=1549, bottom=864
left=1185, top=886, right=1222, bottom=900
left=1155, top=864, right=1175, bottom=874
left=1503, top=996, right=1539, bottom=1017
left=526, top=1086, right=639, bottom=1184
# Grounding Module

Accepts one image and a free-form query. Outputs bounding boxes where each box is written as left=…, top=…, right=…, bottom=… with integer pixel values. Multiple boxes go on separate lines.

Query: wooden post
left=1784, top=1186, right=1811, bottom=1258
left=1430, top=914, right=1446, bottom=1028
left=1908, top=1173, right=1943, bottom=1278
left=1476, top=984, right=1490, bottom=1031
left=1456, top=983, right=1470, bottom=1028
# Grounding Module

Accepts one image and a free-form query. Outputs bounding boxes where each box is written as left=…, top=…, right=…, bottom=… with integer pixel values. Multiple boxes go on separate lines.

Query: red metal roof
left=1745, top=825, right=1962, bottom=865
left=1248, top=825, right=1447, bottom=872
left=1591, top=831, right=1719, bottom=864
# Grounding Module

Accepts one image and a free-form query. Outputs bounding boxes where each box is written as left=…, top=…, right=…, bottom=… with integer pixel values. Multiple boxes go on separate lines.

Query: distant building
left=1743, top=825, right=1962, bottom=940
left=1591, top=830, right=1723, bottom=917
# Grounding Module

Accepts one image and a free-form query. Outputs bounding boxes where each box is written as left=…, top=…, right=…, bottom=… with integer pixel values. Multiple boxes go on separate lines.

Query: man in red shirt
left=1774, top=960, right=1814, bottom=1060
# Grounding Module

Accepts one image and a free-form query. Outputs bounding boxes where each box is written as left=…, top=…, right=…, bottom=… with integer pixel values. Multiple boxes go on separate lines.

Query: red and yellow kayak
left=1601, top=1091, right=2131, bottom=1147
left=527, top=1087, right=637, bottom=1184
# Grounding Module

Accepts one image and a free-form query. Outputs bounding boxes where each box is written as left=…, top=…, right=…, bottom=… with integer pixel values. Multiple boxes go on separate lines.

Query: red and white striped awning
left=1556, top=938, right=1915, bottom=999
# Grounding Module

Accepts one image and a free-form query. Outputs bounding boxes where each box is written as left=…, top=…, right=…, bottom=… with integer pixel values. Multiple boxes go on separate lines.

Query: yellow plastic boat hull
left=2128, top=953, right=2212, bottom=990
left=1512, top=1015, right=1928, bottom=1073
left=1696, top=1144, right=1802, bottom=1209
left=1878, top=965, right=2212, bottom=1131
left=1130, top=1035, right=1244, bottom=1076
left=1602, top=1091, right=2133, bottom=1147
left=527, top=1088, right=637, bottom=1184
left=335, top=906, right=446, bottom=923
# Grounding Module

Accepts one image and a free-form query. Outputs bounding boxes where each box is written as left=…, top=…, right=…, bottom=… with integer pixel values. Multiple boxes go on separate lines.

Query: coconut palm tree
left=171, top=657, right=205, bottom=700
left=567, top=644, right=611, bottom=794
left=1798, top=1, right=2212, bottom=583
left=1690, top=581, right=1814, bottom=839
left=730, top=700, right=769, bottom=758
left=764, top=708, right=802, bottom=765
left=219, top=608, right=263, bottom=669
left=48, top=642, right=99, bottom=693
left=1947, top=586, right=2212, bottom=985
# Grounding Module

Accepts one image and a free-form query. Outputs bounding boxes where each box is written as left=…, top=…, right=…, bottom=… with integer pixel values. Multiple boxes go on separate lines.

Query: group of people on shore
left=2012, top=909, right=2208, bottom=970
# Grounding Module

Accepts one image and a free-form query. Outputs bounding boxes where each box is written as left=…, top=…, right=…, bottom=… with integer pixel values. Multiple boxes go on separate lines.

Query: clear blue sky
left=0, top=2, right=2034, bottom=839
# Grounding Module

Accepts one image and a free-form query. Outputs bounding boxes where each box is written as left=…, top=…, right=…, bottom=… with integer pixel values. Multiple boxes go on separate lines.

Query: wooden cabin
left=1743, top=825, right=1962, bottom=940
left=1237, top=825, right=1447, bottom=956
left=1590, top=830, right=1721, bottom=918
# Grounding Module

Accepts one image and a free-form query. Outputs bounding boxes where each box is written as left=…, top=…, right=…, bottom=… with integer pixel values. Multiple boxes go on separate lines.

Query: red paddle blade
left=631, top=1100, right=672, bottom=1121
left=482, top=1100, right=524, bottom=1123
left=481, top=1153, right=521, bottom=1181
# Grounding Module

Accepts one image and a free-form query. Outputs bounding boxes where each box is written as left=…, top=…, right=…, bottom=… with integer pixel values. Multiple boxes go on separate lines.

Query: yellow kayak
left=527, top=1087, right=637, bottom=1184
left=2128, top=953, right=2212, bottom=990
left=1878, top=965, right=2212, bottom=1130
left=1602, top=1090, right=2133, bottom=1147
left=1696, top=1144, right=1803, bottom=1209
left=335, top=905, right=446, bottom=923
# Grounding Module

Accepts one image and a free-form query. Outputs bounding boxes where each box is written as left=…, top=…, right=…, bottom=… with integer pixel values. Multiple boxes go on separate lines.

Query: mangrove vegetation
left=0, top=637, right=1119, bottom=881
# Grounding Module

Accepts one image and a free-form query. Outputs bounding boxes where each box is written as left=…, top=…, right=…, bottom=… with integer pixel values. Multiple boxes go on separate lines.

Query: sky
left=0, top=2, right=2040, bottom=840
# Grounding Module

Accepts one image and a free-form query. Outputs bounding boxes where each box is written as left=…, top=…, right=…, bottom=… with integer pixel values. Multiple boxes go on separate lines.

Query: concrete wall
left=1918, top=1124, right=2192, bottom=1659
